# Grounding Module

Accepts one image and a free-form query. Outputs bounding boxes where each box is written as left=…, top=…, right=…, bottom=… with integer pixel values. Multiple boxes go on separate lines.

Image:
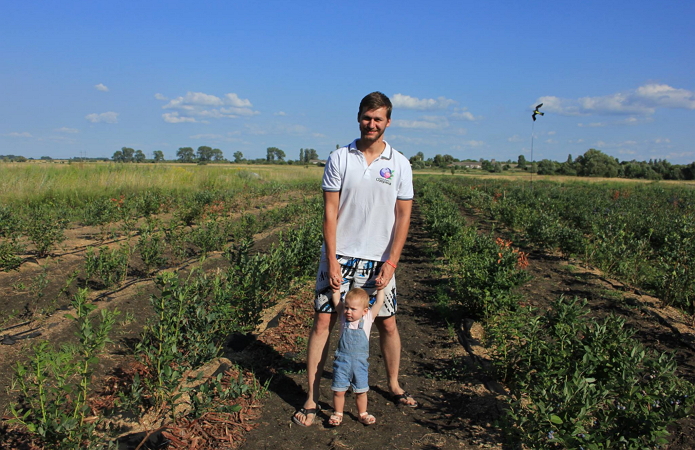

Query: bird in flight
left=532, top=103, right=544, bottom=121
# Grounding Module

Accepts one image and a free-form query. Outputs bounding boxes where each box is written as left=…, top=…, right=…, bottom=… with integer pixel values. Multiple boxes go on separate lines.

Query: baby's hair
left=344, top=288, right=370, bottom=309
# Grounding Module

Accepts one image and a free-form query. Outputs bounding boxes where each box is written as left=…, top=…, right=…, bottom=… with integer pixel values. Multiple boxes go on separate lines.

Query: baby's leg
left=333, top=390, right=346, bottom=414
left=330, top=391, right=346, bottom=426
left=355, top=391, right=367, bottom=415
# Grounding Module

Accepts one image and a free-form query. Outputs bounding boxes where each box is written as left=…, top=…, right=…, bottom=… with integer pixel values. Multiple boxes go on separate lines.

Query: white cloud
left=160, top=91, right=258, bottom=122
left=392, top=93, right=456, bottom=110
left=274, top=111, right=287, bottom=116
left=163, top=112, right=198, bottom=123
left=224, top=93, right=252, bottom=108
left=4, top=131, right=32, bottom=137
left=154, top=93, right=168, bottom=101
left=635, top=84, right=695, bottom=109
left=451, top=108, right=478, bottom=121
left=85, top=112, right=118, bottom=123
left=55, top=127, right=79, bottom=133
left=508, top=135, right=524, bottom=143
left=462, top=140, right=485, bottom=147
left=578, top=122, right=607, bottom=127
left=537, top=83, right=695, bottom=117
left=95, top=83, right=109, bottom=92
left=392, top=118, right=448, bottom=130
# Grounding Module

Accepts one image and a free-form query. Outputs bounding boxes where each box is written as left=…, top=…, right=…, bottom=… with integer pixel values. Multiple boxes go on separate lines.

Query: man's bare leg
left=375, top=315, right=417, bottom=406
left=293, top=312, right=336, bottom=425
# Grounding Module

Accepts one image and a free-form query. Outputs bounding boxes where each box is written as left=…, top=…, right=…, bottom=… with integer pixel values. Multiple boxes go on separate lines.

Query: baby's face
left=344, top=296, right=368, bottom=322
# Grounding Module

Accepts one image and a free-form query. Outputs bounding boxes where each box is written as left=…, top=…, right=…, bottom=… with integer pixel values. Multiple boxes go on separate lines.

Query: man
left=293, top=92, right=416, bottom=427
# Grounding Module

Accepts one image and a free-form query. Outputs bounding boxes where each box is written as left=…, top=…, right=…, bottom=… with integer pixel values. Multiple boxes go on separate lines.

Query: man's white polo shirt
left=322, top=139, right=413, bottom=261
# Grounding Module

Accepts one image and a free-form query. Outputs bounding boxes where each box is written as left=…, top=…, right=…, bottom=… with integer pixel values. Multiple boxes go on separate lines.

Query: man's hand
left=328, top=260, right=342, bottom=290
left=375, top=262, right=395, bottom=289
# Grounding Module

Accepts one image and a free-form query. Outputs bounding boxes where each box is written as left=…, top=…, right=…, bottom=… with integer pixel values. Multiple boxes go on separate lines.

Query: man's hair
left=345, top=287, right=370, bottom=309
left=359, top=91, right=392, bottom=119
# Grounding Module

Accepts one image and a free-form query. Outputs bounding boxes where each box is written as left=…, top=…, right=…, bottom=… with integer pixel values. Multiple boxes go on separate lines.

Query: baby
left=328, top=287, right=385, bottom=426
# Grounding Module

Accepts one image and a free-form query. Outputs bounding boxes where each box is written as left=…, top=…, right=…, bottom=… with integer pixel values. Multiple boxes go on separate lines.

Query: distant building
left=451, top=161, right=482, bottom=169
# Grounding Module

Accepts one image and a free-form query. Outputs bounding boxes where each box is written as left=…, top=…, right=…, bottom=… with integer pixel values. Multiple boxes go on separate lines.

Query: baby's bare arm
left=371, top=289, right=386, bottom=316
left=330, top=289, right=342, bottom=311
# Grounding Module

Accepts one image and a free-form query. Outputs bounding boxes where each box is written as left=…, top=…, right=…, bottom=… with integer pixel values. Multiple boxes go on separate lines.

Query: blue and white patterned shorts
left=314, top=253, right=397, bottom=317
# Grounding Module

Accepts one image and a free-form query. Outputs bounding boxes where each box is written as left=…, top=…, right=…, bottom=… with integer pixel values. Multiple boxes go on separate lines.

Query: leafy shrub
left=0, top=239, right=24, bottom=271
left=8, top=289, right=119, bottom=449
left=487, top=297, right=695, bottom=449
left=81, top=197, right=116, bottom=226
left=24, top=205, right=69, bottom=258
left=135, top=220, right=167, bottom=274
left=84, top=245, right=130, bottom=288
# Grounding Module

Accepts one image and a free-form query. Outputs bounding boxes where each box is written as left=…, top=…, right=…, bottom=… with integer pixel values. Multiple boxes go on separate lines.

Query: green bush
left=84, top=245, right=130, bottom=288
left=487, top=297, right=695, bottom=449
left=24, top=205, right=69, bottom=258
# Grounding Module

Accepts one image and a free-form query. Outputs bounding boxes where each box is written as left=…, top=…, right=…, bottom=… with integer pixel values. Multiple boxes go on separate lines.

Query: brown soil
left=2, top=200, right=695, bottom=449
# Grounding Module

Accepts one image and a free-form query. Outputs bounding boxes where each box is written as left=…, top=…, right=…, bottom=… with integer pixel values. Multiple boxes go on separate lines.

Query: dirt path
left=238, top=205, right=506, bottom=450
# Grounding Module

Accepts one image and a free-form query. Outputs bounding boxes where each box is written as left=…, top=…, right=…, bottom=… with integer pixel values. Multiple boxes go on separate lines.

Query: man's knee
left=310, top=312, right=335, bottom=335
left=375, top=315, right=398, bottom=336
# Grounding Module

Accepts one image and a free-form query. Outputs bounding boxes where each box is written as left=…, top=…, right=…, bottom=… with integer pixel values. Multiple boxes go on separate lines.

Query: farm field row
left=1, top=169, right=694, bottom=449
left=0, top=168, right=325, bottom=447
left=416, top=176, right=695, bottom=448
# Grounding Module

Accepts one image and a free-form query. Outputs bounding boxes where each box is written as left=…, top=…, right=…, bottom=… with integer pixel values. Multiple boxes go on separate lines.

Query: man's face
left=358, top=107, right=391, bottom=143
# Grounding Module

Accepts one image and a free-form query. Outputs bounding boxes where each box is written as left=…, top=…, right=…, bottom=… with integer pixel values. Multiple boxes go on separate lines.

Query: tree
left=274, top=148, right=286, bottom=161
left=518, top=155, right=527, bottom=169
left=233, top=151, right=244, bottom=163
left=177, top=147, right=195, bottom=163
left=112, top=150, right=125, bottom=162
left=153, top=150, right=164, bottom=162
left=266, top=147, right=277, bottom=162
left=121, top=147, right=135, bottom=163
left=134, top=149, right=146, bottom=163
left=197, top=146, right=214, bottom=162
left=575, top=149, right=620, bottom=177
left=211, top=148, right=224, bottom=162
left=299, top=148, right=304, bottom=163
left=303, top=148, right=318, bottom=162
left=537, top=159, right=558, bottom=175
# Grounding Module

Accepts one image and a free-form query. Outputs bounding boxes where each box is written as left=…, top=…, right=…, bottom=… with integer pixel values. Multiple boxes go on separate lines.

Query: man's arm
left=323, top=190, right=342, bottom=290
left=375, top=199, right=412, bottom=289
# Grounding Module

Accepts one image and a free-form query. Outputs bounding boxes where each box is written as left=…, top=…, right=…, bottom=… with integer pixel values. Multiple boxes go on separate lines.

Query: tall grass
left=0, top=162, right=323, bottom=206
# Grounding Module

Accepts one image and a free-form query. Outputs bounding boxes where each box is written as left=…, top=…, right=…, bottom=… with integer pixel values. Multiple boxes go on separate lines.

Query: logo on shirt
left=377, top=168, right=394, bottom=185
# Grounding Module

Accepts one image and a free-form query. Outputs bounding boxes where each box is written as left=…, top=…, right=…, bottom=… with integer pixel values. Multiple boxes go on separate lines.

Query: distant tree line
left=531, top=149, right=695, bottom=180
left=408, top=148, right=695, bottom=181
left=108, top=146, right=328, bottom=166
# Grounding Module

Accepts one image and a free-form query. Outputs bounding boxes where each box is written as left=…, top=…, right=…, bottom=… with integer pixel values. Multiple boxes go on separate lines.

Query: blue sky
left=2, top=1, right=694, bottom=164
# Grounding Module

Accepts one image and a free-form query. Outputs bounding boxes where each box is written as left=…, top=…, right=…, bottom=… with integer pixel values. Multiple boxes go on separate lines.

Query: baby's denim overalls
left=331, top=315, right=370, bottom=394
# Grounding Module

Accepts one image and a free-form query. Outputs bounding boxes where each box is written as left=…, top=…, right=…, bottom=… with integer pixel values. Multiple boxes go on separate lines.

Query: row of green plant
left=487, top=297, right=695, bottom=449
left=81, top=195, right=321, bottom=289
left=417, top=181, right=530, bottom=319
left=0, top=179, right=320, bottom=271
left=415, top=178, right=695, bottom=449
left=432, top=177, right=695, bottom=315
left=6, top=194, right=324, bottom=448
